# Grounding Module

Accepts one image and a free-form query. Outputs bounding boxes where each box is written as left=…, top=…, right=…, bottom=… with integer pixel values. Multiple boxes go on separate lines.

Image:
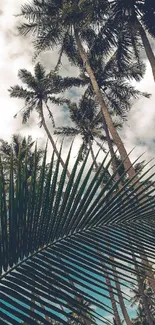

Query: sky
left=0, top=0, right=84, bottom=164
left=0, top=1, right=155, bottom=323
left=1, top=0, right=155, bottom=168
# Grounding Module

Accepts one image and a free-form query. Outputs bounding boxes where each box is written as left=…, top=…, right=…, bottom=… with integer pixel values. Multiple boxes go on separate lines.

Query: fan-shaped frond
left=0, top=145, right=155, bottom=324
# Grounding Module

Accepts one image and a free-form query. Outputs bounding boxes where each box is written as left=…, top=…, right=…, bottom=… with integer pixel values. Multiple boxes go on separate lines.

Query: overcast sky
left=0, top=0, right=155, bottom=167
left=1, top=1, right=155, bottom=323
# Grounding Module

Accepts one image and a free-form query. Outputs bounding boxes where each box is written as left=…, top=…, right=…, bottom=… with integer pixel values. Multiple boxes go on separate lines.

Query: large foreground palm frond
left=0, top=144, right=155, bottom=324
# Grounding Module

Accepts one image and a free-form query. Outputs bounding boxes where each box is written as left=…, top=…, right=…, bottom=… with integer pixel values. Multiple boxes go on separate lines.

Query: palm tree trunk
left=112, top=264, right=132, bottom=325
left=74, top=28, right=137, bottom=181
left=139, top=246, right=155, bottom=293
left=130, top=240, right=154, bottom=325
left=104, top=271, right=122, bottom=325
left=89, top=135, right=122, bottom=191
left=136, top=19, right=155, bottom=81
left=99, top=257, right=122, bottom=325
left=39, top=101, right=70, bottom=178
left=88, top=139, right=99, bottom=170
left=100, top=115, right=120, bottom=176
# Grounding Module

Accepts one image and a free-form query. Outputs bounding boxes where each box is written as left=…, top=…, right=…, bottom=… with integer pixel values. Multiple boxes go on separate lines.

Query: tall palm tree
left=1, top=145, right=155, bottom=323
left=108, top=0, right=155, bottom=80
left=9, top=62, right=70, bottom=174
left=18, top=0, right=142, bottom=181
left=78, top=50, right=148, bottom=173
left=9, top=62, right=86, bottom=178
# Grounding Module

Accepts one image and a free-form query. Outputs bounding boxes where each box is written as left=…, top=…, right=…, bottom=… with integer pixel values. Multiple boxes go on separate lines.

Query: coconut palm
left=9, top=62, right=86, bottom=178
left=132, top=305, right=149, bottom=325
left=0, top=133, right=44, bottom=188
left=9, top=62, right=69, bottom=172
left=76, top=50, right=149, bottom=173
left=54, top=96, right=110, bottom=161
left=54, top=94, right=124, bottom=186
left=107, top=0, right=155, bottom=80
left=18, top=0, right=142, bottom=181
left=68, top=299, right=97, bottom=325
left=1, top=143, right=155, bottom=323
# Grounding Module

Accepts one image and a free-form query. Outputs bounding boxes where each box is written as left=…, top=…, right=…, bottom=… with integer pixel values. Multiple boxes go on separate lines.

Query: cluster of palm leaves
left=1, top=142, right=155, bottom=324
left=1, top=0, right=155, bottom=324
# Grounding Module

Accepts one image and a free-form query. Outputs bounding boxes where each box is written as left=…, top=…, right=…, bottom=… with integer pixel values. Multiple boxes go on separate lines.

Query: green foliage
left=1, top=145, right=155, bottom=324
left=80, top=51, right=149, bottom=122
left=8, top=62, right=86, bottom=125
left=54, top=96, right=109, bottom=159
left=6, top=1, right=155, bottom=324
left=0, top=134, right=43, bottom=185
left=109, top=0, right=155, bottom=38
left=130, top=265, right=155, bottom=324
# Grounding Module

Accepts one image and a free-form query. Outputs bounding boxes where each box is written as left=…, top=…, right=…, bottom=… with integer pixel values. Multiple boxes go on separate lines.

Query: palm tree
left=54, top=96, right=110, bottom=161
left=9, top=62, right=69, bottom=172
left=9, top=62, right=85, bottom=178
left=132, top=304, right=150, bottom=325
left=18, top=0, right=142, bottom=181
left=108, top=0, right=155, bottom=80
left=54, top=95, right=126, bottom=188
left=0, top=133, right=43, bottom=186
left=1, top=144, right=155, bottom=323
left=78, top=50, right=148, bottom=173
left=69, top=299, right=97, bottom=325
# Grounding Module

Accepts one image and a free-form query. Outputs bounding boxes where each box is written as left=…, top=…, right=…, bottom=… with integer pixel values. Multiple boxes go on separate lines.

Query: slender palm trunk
left=112, top=264, right=132, bottom=325
left=40, top=101, right=70, bottom=178
left=89, top=136, right=122, bottom=191
left=139, top=244, right=155, bottom=293
left=136, top=19, right=155, bottom=81
left=130, top=240, right=154, bottom=325
left=104, top=270, right=122, bottom=325
left=100, top=115, right=120, bottom=177
left=74, top=28, right=137, bottom=181
left=88, top=139, right=99, bottom=170
left=99, top=255, right=122, bottom=325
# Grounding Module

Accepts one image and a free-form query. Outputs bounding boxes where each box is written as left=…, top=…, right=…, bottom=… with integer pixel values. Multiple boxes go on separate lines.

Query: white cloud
left=0, top=0, right=155, bottom=172
left=122, top=62, right=155, bottom=167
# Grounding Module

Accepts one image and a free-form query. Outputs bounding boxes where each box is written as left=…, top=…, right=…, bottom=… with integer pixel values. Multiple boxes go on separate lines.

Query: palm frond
left=18, top=69, right=37, bottom=89
left=8, top=85, right=34, bottom=100
left=1, top=148, right=155, bottom=323
left=54, top=127, right=79, bottom=137
left=34, top=62, right=46, bottom=81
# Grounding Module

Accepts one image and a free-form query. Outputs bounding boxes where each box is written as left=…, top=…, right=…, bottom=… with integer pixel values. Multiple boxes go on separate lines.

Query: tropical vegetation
left=0, top=0, right=155, bottom=324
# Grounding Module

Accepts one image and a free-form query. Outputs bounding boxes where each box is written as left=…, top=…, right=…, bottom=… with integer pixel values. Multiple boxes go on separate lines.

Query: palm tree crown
left=108, top=0, right=155, bottom=80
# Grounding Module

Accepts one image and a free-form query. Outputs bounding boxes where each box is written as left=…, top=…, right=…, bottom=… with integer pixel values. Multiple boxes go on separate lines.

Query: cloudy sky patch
left=0, top=1, right=155, bottom=167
